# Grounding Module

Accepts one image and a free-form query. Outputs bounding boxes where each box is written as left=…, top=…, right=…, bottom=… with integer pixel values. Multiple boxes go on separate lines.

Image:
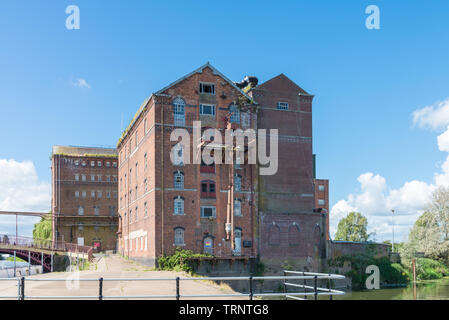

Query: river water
left=332, top=278, right=449, bottom=300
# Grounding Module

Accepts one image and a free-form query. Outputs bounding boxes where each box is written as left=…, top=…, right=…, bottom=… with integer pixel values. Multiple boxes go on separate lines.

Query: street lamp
left=391, top=209, right=395, bottom=252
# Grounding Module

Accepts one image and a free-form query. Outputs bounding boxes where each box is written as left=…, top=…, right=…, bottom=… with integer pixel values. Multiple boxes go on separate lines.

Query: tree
left=400, top=187, right=449, bottom=266
left=32, top=213, right=52, bottom=241
left=334, top=212, right=370, bottom=242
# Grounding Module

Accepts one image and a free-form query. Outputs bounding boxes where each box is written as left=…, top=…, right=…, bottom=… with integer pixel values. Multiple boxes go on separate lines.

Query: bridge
left=0, top=234, right=93, bottom=273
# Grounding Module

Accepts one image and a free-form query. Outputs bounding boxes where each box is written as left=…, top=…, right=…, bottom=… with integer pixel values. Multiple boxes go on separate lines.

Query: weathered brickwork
left=314, top=179, right=330, bottom=240
left=117, top=64, right=258, bottom=266
left=51, top=146, right=119, bottom=251
left=117, top=64, right=328, bottom=271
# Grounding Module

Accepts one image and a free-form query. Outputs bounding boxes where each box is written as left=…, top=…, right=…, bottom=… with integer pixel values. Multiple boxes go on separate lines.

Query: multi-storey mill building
left=51, top=146, right=119, bottom=251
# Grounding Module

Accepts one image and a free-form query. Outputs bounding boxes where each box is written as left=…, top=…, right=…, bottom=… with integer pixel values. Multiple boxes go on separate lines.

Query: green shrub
left=415, top=258, right=449, bottom=280
left=157, top=248, right=211, bottom=273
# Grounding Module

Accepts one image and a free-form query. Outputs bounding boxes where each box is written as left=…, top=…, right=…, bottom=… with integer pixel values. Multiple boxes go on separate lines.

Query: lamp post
left=391, top=209, right=395, bottom=252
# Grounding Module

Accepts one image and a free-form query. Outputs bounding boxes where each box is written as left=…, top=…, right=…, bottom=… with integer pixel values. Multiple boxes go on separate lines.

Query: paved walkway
left=0, top=254, right=246, bottom=300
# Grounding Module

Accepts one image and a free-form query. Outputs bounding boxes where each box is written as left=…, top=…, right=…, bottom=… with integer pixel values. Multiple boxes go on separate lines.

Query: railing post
left=328, top=274, right=332, bottom=300
left=99, top=277, right=103, bottom=300
left=176, top=277, right=180, bottom=300
left=13, top=251, right=16, bottom=278
left=249, top=276, right=253, bottom=300
left=20, top=276, right=25, bottom=300
left=283, top=271, right=287, bottom=300
left=314, top=276, right=318, bottom=300
left=303, top=272, right=307, bottom=300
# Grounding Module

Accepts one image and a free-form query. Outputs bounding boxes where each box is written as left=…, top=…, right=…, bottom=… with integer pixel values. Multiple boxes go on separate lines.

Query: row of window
left=73, top=159, right=117, bottom=168
left=77, top=222, right=116, bottom=232
left=172, top=198, right=242, bottom=217
left=75, top=190, right=118, bottom=199
left=77, top=205, right=116, bottom=216
left=75, top=174, right=118, bottom=182
left=173, top=227, right=243, bottom=248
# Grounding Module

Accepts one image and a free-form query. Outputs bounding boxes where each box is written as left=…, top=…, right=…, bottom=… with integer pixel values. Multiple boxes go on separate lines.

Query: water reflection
left=332, top=278, right=449, bottom=300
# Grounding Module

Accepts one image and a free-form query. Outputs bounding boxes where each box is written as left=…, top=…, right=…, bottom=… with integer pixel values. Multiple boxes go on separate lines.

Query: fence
left=0, top=234, right=93, bottom=261
left=0, top=272, right=345, bottom=300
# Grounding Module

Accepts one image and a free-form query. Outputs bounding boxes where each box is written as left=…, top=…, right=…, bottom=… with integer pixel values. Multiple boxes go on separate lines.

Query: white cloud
left=72, top=78, right=91, bottom=89
left=0, top=159, right=50, bottom=237
left=331, top=97, right=449, bottom=242
left=413, top=98, right=449, bottom=130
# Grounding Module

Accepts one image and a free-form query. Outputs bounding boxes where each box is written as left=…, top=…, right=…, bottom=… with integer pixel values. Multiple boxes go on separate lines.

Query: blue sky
left=0, top=0, right=449, bottom=240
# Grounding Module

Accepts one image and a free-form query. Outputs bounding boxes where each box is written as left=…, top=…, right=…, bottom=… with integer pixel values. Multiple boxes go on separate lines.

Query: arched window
left=174, top=227, right=185, bottom=246
left=78, top=206, right=84, bottom=216
left=234, top=199, right=242, bottom=216
left=268, top=224, right=280, bottom=246
left=173, top=97, right=186, bottom=126
left=229, top=104, right=240, bottom=124
left=171, top=143, right=184, bottom=166
left=234, top=174, right=242, bottom=192
left=174, top=171, right=184, bottom=189
left=288, top=223, right=300, bottom=246
left=174, top=196, right=184, bottom=215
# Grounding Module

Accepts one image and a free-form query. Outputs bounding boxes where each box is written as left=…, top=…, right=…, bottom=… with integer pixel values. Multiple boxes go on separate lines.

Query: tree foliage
left=334, top=212, right=370, bottom=242
left=32, top=214, right=52, bottom=241
left=400, top=187, right=449, bottom=267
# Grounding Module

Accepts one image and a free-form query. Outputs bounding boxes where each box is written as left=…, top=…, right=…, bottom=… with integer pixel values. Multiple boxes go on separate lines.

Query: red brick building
left=314, top=179, right=330, bottom=240
left=117, top=63, right=258, bottom=266
left=51, top=146, right=119, bottom=251
left=248, top=74, right=327, bottom=271
left=117, top=63, right=328, bottom=270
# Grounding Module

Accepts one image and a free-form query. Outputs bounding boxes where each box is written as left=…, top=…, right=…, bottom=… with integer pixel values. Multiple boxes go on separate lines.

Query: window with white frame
left=82, top=160, right=86, bottom=167
left=229, top=104, right=240, bottom=123
left=91, top=191, right=95, bottom=199
left=78, top=222, right=84, bottom=231
left=277, top=102, right=289, bottom=110
left=75, top=174, right=79, bottom=181
left=318, top=185, right=325, bottom=191
left=172, top=144, right=184, bottom=166
left=201, top=206, right=216, bottom=218
left=78, top=206, right=84, bottom=216
left=82, top=191, right=86, bottom=198
left=174, top=171, right=184, bottom=189
left=98, top=191, right=102, bottom=199
left=234, top=199, right=242, bottom=216
left=173, top=97, right=186, bottom=126
left=82, top=174, right=86, bottom=181
left=174, top=196, right=184, bottom=215
left=318, top=199, right=325, bottom=206
left=97, top=161, right=102, bottom=167
left=113, top=162, right=117, bottom=168
left=174, top=227, right=185, bottom=246
left=75, top=191, right=79, bottom=198
left=91, top=175, right=95, bottom=182
left=200, top=104, right=216, bottom=116
left=106, top=161, right=111, bottom=167
left=91, top=161, right=95, bottom=167
left=94, top=206, right=100, bottom=216
left=199, top=83, right=215, bottom=95
left=75, top=160, right=80, bottom=166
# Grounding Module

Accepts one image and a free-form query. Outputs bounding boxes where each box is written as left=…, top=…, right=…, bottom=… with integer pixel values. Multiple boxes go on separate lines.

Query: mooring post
left=176, top=277, right=180, bottom=300
left=41, top=252, right=44, bottom=271
left=51, top=254, right=54, bottom=272
left=249, top=276, right=254, bottom=300
left=20, top=276, right=25, bottom=300
left=99, top=277, right=103, bottom=300
left=28, top=251, right=31, bottom=275
left=314, top=276, right=318, bottom=300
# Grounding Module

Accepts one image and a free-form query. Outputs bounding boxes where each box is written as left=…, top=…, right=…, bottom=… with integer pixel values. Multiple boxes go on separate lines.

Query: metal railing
left=1, top=272, right=346, bottom=300
left=0, top=234, right=93, bottom=260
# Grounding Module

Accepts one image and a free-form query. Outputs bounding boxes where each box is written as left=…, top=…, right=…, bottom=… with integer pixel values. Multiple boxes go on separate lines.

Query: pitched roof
left=155, top=62, right=253, bottom=101
left=256, top=73, right=312, bottom=96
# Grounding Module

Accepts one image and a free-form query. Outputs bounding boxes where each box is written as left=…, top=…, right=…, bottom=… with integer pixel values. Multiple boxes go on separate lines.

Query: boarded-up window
left=268, top=224, right=280, bottom=246
left=288, top=224, right=300, bottom=246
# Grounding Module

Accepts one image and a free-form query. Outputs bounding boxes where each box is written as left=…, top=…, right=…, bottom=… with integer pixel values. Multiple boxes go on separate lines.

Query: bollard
left=176, top=277, right=180, bottom=300
left=20, top=277, right=25, bottom=300
left=99, top=277, right=103, bottom=300
left=249, top=276, right=254, bottom=300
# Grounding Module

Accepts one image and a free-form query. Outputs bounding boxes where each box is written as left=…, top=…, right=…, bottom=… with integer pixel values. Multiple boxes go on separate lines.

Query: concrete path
left=0, top=254, right=246, bottom=300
